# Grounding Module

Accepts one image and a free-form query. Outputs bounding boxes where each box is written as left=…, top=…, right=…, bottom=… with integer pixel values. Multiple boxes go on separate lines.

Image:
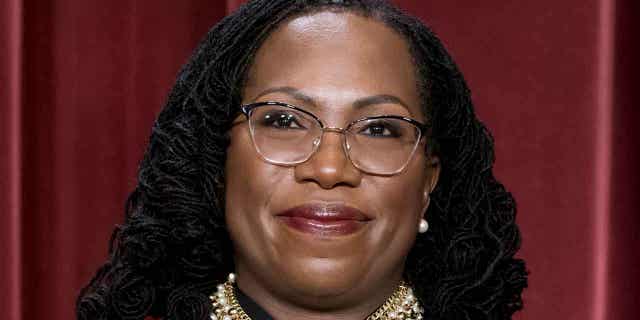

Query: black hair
left=76, top=0, right=528, bottom=319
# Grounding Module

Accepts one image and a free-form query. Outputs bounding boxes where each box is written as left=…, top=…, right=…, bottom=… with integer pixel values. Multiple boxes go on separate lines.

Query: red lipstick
left=276, top=203, right=371, bottom=236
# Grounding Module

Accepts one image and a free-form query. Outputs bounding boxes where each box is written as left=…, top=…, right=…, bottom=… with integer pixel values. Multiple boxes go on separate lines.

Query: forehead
left=243, top=11, right=424, bottom=121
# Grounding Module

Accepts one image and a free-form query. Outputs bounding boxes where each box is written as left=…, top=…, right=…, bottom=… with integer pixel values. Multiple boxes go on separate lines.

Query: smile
left=275, top=203, right=372, bottom=236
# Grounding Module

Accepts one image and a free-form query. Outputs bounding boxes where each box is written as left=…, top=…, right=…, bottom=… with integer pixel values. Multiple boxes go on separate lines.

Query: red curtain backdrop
left=1, top=0, right=637, bottom=319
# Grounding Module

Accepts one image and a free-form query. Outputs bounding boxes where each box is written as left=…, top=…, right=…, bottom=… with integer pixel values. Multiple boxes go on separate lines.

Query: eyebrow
left=251, top=86, right=412, bottom=115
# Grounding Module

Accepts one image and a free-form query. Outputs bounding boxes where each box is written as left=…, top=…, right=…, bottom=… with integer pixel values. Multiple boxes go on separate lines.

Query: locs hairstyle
left=77, top=0, right=528, bottom=319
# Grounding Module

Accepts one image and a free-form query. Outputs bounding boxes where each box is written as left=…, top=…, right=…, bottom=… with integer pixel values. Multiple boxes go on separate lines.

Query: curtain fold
left=608, top=0, right=640, bottom=317
left=1, top=1, right=23, bottom=319
left=0, top=0, right=637, bottom=319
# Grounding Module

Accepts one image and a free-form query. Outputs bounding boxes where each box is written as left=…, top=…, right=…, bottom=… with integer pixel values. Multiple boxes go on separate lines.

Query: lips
left=275, top=203, right=371, bottom=236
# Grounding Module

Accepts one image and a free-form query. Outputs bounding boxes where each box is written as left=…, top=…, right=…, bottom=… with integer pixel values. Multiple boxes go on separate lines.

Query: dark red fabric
left=1, top=1, right=227, bottom=319
left=390, top=0, right=640, bottom=318
left=1, top=0, right=637, bottom=319
left=393, top=1, right=600, bottom=319
left=1, top=1, right=23, bottom=319
left=608, top=0, right=640, bottom=318
left=394, top=0, right=640, bottom=318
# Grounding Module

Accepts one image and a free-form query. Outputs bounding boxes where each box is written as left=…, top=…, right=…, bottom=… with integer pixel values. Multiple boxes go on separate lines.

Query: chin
left=279, top=255, right=366, bottom=299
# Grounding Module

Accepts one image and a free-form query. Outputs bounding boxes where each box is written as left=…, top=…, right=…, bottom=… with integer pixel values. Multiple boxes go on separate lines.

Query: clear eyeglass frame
left=235, top=101, right=431, bottom=176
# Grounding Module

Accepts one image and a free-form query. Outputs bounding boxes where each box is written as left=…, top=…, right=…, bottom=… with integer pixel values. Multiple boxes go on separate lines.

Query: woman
left=77, top=0, right=527, bottom=319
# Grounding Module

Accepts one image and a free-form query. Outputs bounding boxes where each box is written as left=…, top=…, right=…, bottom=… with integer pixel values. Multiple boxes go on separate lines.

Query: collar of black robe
left=235, top=286, right=274, bottom=320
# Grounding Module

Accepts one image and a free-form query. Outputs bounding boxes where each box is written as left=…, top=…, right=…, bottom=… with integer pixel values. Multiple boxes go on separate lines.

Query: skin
left=225, top=11, right=440, bottom=320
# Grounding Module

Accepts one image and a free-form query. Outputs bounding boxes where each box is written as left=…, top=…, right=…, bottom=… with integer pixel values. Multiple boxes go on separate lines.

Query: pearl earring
left=418, top=219, right=429, bottom=233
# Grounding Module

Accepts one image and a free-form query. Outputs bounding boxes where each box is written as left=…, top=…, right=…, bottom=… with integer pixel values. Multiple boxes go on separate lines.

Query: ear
left=420, top=155, right=441, bottom=218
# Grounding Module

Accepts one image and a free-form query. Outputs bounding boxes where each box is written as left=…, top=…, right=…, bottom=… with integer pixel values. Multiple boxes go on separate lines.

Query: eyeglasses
left=236, top=101, right=430, bottom=176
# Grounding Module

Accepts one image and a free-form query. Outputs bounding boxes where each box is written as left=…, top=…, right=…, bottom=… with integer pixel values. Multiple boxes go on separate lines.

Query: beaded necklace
left=209, top=273, right=424, bottom=320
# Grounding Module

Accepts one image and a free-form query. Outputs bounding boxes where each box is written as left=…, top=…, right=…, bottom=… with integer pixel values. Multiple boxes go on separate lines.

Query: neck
left=235, top=265, right=404, bottom=320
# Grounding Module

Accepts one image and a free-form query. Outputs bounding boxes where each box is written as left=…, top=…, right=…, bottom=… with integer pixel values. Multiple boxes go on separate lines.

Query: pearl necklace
left=209, top=273, right=424, bottom=320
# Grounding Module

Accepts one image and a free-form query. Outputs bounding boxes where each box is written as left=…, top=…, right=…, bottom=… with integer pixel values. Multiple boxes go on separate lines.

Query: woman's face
left=225, top=11, right=440, bottom=307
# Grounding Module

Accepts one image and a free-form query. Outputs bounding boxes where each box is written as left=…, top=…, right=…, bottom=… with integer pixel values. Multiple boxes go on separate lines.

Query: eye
left=358, top=120, right=401, bottom=138
left=260, top=111, right=306, bottom=129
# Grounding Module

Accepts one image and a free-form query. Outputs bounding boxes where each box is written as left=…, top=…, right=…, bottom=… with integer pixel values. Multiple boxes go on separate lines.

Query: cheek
left=224, top=128, right=286, bottom=243
left=376, top=169, right=427, bottom=224
left=225, top=126, right=286, bottom=202
left=367, top=158, right=429, bottom=250
left=368, top=178, right=423, bottom=245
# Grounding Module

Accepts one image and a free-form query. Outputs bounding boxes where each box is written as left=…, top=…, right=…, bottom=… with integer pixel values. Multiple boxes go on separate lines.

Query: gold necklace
left=209, top=273, right=424, bottom=320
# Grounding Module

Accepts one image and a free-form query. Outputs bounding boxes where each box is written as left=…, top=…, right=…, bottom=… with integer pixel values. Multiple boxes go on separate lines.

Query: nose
left=293, top=130, right=362, bottom=189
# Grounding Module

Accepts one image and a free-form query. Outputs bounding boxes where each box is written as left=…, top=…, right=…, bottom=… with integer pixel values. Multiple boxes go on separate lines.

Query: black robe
left=235, top=286, right=274, bottom=320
